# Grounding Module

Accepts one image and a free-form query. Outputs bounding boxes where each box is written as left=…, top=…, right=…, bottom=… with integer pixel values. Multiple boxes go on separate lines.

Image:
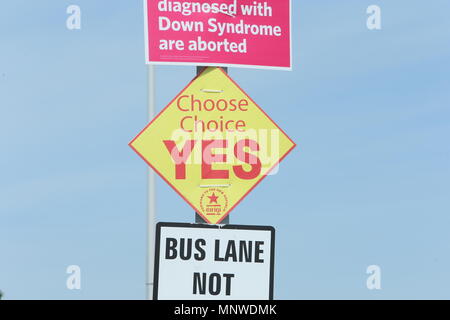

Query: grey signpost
left=195, top=66, right=230, bottom=225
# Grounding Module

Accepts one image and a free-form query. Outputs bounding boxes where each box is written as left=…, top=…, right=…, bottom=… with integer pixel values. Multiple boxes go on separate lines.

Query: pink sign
left=144, top=0, right=292, bottom=70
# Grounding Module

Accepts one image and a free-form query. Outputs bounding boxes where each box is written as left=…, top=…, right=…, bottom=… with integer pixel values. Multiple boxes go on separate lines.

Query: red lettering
left=202, top=140, right=229, bottom=179
left=176, top=95, right=189, bottom=111
left=180, top=116, right=192, bottom=132
left=163, top=140, right=197, bottom=179
left=233, top=139, right=261, bottom=180
left=238, top=99, right=249, bottom=111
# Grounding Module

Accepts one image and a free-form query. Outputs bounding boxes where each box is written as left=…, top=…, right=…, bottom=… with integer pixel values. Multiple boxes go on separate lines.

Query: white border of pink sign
left=144, top=0, right=292, bottom=70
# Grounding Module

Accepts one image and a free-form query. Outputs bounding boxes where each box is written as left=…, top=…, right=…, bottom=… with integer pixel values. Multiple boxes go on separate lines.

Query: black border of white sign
left=154, top=222, right=275, bottom=300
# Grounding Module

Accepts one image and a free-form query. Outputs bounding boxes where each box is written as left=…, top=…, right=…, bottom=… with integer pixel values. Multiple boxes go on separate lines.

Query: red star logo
left=207, top=193, right=219, bottom=204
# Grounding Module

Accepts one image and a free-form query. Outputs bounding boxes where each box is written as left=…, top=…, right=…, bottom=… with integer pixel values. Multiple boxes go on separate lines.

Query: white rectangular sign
left=154, top=222, right=275, bottom=300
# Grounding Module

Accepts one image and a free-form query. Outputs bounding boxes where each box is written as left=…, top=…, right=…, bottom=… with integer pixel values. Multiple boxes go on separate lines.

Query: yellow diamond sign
left=130, top=67, right=296, bottom=224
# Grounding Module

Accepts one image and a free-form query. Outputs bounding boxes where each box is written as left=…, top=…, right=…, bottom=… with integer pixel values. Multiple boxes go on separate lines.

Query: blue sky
left=0, top=0, right=449, bottom=299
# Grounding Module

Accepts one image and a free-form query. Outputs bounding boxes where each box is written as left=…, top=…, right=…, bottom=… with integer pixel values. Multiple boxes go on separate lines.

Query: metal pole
left=146, top=65, right=156, bottom=300
left=195, top=66, right=230, bottom=225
